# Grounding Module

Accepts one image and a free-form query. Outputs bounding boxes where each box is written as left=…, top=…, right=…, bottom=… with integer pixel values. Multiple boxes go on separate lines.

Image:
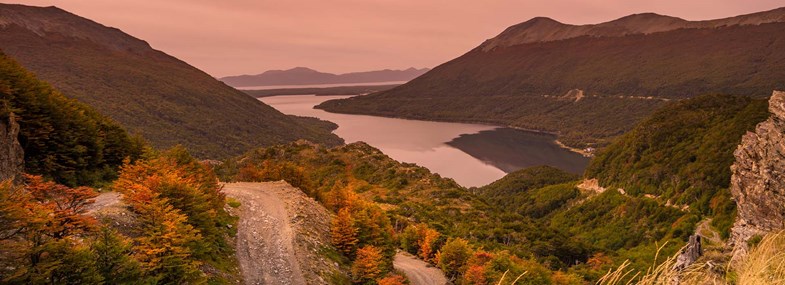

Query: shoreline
left=554, top=140, right=593, bottom=158
left=313, top=102, right=592, bottom=157
left=261, top=94, right=593, bottom=158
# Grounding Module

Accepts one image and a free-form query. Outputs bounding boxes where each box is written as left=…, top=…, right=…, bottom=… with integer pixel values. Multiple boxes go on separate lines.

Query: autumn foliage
left=114, top=146, right=230, bottom=256
left=0, top=176, right=103, bottom=283
left=352, top=245, right=385, bottom=284
left=112, top=146, right=232, bottom=282
left=377, top=273, right=407, bottom=285
left=332, top=207, right=360, bottom=256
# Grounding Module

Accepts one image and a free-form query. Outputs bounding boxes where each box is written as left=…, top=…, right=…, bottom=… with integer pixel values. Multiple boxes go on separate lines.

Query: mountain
left=0, top=4, right=342, bottom=159
left=317, top=8, right=785, bottom=148
left=220, top=67, right=430, bottom=87
left=1, top=51, right=143, bottom=186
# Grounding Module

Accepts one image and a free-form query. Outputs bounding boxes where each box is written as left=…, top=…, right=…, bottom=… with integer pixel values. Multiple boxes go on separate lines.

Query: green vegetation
left=479, top=166, right=579, bottom=218
left=216, top=141, right=703, bottom=283
left=318, top=22, right=785, bottom=148
left=0, top=51, right=143, bottom=187
left=0, top=4, right=342, bottom=159
left=586, top=94, right=769, bottom=237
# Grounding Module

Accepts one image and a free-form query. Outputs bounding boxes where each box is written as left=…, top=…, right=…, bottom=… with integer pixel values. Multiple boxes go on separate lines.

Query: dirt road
left=224, top=182, right=306, bottom=285
left=87, top=192, right=122, bottom=213
left=394, top=252, right=447, bottom=285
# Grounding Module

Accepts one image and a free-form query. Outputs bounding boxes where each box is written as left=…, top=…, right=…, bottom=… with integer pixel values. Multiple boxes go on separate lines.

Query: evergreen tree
left=351, top=245, right=385, bottom=284
left=332, top=207, right=359, bottom=257
left=92, top=227, right=144, bottom=284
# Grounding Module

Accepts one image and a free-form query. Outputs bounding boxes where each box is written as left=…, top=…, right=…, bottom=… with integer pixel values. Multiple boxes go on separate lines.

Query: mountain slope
left=0, top=51, right=142, bottom=186
left=480, top=7, right=785, bottom=50
left=0, top=4, right=342, bottom=158
left=220, top=67, right=429, bottom=87
left=586, top=94, right=769, bottom=236
left=318, top=8, right=785, bottom=148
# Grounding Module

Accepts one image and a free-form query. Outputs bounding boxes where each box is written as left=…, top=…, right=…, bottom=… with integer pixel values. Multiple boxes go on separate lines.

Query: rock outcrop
left=0, top=113, right=24, bottom=182
left=674, top=235, right=702, bottom=271
left=729, top=90, right=785, bottom=259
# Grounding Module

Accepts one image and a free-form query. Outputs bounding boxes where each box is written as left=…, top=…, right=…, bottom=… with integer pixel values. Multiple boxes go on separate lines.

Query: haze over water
left=260, top=95, right=588, bottom=187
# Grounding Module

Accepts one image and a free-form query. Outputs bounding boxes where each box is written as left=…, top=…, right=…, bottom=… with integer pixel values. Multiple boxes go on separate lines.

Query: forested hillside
left=0, top=51, right=142, bottom=186
left=216, top=141, right=708, bottom=283
left=586, top=94, right=769, bottom=236
left=0, top=4, right=342, bottom=159
left=318, top=9, right=785, bottom=148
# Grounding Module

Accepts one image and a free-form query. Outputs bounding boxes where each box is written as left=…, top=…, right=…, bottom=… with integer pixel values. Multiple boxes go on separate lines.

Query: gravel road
left=394, top=251, right=447, bottom=285
left=224, top=182, right=307, bottom=285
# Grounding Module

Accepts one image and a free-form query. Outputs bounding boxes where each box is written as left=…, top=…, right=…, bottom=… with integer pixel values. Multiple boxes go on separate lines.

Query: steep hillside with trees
left=586, top=94, right=769, bottom=237
left=318, top=9, right=785, bottom=148
left=0, top=4, right=342, bottom=159
left=0, top=51, right=142, bottom=186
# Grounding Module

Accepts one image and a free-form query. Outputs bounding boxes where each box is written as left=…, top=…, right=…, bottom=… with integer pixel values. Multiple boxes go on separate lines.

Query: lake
left=259, top=95, right=589, bottom=187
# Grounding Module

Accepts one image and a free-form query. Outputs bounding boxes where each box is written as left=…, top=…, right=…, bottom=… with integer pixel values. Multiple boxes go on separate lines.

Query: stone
left=729, top=90, right=785, bottom=261
left=0, top=113, right=24, bottom=183
left=674, top=234, right=702, bottom=271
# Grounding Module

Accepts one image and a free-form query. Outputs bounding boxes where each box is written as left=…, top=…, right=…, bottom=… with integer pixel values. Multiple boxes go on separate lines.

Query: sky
left=6, top=0, right=785, bottom=77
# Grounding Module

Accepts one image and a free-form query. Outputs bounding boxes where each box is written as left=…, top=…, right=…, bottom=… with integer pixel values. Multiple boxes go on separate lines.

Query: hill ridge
left=0, top=3, right=343, bottom=159
left=220, top=67, right=430, bottom=87
left=481, top=6, right=785, bottom=50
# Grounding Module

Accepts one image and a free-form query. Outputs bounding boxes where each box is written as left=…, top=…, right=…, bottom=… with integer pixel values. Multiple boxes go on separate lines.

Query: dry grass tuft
left=736, top=231, right=785, bottom=285
left=598, top=231, right=785, bottom=285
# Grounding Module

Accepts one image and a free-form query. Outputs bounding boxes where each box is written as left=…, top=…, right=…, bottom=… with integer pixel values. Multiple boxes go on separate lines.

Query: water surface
left=260, top=95, right=588, bottom=187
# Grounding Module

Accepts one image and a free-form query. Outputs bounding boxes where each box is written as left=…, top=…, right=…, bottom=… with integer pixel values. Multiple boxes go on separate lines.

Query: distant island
left=219, top=66, right=429, bottom=87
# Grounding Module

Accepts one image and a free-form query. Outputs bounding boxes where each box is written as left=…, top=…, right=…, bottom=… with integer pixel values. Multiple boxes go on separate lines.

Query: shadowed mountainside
left=0, top=4, right=342, bottom=159
left=318, top=8, right=785, bottom=148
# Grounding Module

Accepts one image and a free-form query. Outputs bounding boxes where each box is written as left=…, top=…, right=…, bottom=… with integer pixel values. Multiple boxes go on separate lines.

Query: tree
left=25, top=175, right=98, bottom=238
left=417, top=225, right=441, bottom=263
left=332, top=207, right=359, bottom=257
left=0, top=52, right=142, bottom=187
left=113, top=146, right=231, bottom=258
left=352, top=246, right=385, bottom=284
left=398, top=224, right=420, bottom=255
left=132, top=197, right=203, bottom=284
left=377, top=273, right=407, bottom=285
left=92, top=227, right=143, bottom=284
left=462, top=265, right=489, bottom=285
left=0, top=177, right=104, bottom=284
left=438, top=238, right=473, bottom=280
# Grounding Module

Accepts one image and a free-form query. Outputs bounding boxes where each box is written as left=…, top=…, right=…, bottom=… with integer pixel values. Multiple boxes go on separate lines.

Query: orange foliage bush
left=352, top=245, right=385, bottom=284
left=377, top=273, right=407, bottom=285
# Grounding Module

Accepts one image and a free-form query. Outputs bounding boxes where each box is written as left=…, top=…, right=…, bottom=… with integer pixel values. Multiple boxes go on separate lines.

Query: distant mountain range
left=220, top=67, right=430, bottom=87
left=0, top=4, right=342, bottom=158
left=318, top=7, right=785, bottom=148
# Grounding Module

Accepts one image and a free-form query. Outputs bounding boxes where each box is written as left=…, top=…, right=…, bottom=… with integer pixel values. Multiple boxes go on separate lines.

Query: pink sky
left=7, top=0, right=785, bottom=77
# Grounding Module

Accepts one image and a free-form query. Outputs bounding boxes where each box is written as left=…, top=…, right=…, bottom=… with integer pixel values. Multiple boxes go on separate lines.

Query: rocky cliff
left=0, top=113, right=23, bottom=182
left=730, top=90, right=785, bottom=258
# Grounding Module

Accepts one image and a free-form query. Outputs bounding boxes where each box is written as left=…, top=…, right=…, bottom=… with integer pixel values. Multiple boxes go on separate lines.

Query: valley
left=2, top=2, right=785, bottom=285
left=260, top=95, right=588, bottom=187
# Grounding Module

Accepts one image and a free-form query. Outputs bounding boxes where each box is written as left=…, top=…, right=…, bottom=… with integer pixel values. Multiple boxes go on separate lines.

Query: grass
left=598, top=231, right=785, bottom=285
left=736, top=231, right=785, bottom=285
left=227, top=198, right=242, bottom=208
